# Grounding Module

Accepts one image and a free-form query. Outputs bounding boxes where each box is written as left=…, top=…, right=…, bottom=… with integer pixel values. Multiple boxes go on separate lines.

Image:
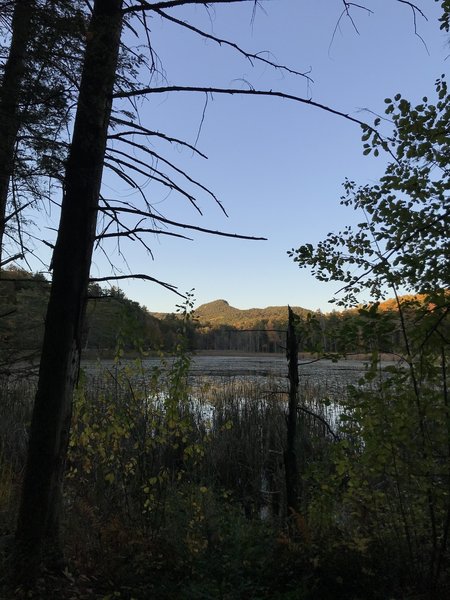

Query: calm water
left=82, top=354, right=393, bottom=384
left=81, top=354, right=395, bottom=432
left=189, top=355, right=379, bottom=378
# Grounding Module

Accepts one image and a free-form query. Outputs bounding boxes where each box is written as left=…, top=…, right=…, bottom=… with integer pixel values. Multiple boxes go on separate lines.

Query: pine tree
left=0, top=0, right=85, bottom=266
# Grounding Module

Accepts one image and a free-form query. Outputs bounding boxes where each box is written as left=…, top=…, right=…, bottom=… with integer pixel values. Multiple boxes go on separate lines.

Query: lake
left=83, top=353, right=394, bottom=394
left=83, top=353, right=377, bottom=378
left=80, top=354, right=398, bottom=437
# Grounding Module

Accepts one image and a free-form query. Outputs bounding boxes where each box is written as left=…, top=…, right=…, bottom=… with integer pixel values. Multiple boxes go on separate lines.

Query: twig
left=153, top=7, right=312, bottom=81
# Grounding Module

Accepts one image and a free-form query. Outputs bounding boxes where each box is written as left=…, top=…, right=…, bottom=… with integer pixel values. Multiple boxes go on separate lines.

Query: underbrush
left=1, top=352, right=449, bottom=599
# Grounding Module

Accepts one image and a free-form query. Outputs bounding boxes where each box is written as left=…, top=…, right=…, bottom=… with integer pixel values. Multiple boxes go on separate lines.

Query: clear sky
left=34, top=1, right=449, bottom=313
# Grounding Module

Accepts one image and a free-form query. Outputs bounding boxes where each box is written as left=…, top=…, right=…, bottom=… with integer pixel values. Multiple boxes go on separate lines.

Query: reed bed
left=2, top=361, right=424, bottom=599
left=0, top=379, right=35, bottom=533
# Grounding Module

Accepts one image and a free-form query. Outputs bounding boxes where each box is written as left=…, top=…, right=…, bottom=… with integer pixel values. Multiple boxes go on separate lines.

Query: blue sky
left=36, top=1, right=449, bottom=313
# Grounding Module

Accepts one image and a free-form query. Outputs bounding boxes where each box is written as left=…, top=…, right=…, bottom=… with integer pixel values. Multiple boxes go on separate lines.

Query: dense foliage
left=289, top=73, right=450, bottom=596
left=290, top=76, right=449, bottom=306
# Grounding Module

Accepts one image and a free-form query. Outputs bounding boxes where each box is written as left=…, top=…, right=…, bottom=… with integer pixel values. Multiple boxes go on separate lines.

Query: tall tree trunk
left=284, top=306, right=300, bottom=525
left=13, top=0, right=123, bottom=581
left=0, top=0, right=34, bottom=266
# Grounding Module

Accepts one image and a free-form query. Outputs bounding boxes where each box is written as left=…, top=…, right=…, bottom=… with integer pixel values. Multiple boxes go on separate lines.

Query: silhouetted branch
left=153, top=7, right=312, bottom=81
left=113, top=85, right=380, bottom=135
left=4, top=201, right=34, bottom=225
left=330, top=2, right=371, bottom=49
left=396, top=0, right=428, bottom=50
left=104, top=160, right=143, bottom=191
left=123, top=0, right=255, bottom=14
left=108, top=137, right=227, bottom=214
left=0, top=253, right=24, bottom=268
left=105, top=151, right=203, bottom=213
left=96, top=227, right=192, bottom=241
left=89, top=273, right=185, bottom=297
left=109, top=116, right=208, bottom=158
left=395, top=0, right=427, bottom=21
left=97, top=197, right=157, bottom=258
left=100, top=202, right=267, bottom=240
left=335, top=0, right=428, bottom=52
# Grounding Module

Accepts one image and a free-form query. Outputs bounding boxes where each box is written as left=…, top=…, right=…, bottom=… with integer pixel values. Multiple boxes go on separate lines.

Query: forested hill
left=1, top=268, right=313, bottom=358
left=152, top=300, right=313, bottom=353
left=153, top=299, right=310, bottom=328
left=0, top=268, right=172, bottom=360
left=195, top=299, right=310, bottom=327
left=1, top=267, right=437, bottom=358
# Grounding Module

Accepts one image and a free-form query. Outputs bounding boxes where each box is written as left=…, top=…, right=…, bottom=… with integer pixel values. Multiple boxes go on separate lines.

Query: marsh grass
left=1, top=360, right=441, bottom=599
left=57, top=365, right=355, bottom=598
left=0, top=379, right=34, bottom=535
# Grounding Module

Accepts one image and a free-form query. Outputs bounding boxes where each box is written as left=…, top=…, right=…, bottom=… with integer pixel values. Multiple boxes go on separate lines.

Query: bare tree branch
left=100, top=202, right=267, bottom=240
left=4, top=200, right=34, bottom=225
left=330, top=2, right=371, bottom=51
left=105, top=151, right=203, bottom=213
left=123, top=0, right=255, bottom=15
left=104, top=160, right=143, bottom=191
left=297, top=404, right=339, bottom=441
left=96, top=227, right=192, bottom=241
left=109, top=116, right=209, bottom=158
left=89, top=273, right=185, bottom=297
left=153, top=7, right=312, bottom=81
left=396, top=0, right=429, bottom=51
left=395, top=0, right=427, bottom=21
left=0, top=252, right=24, bottom=268
left=113, top=85, right=379, bottom=134
left=109, top=137, right=227, bottom=214
left=330, top=1, right=428, bottom=56
left=97, top=196, right=157, bottom=258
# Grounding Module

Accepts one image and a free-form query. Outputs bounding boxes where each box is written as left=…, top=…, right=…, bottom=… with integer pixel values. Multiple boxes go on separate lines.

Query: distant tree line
left=192, top=307, right=408, bottom=355
left=0, top=267, right=422, bottom=361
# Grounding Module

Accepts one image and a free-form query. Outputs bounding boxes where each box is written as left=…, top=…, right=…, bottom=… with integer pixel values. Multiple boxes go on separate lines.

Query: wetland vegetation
left=1, top=307, right=449, bottom=599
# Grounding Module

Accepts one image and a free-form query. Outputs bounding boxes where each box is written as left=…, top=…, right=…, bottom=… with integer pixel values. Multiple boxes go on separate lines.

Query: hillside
left=0, top=269, right=177, bottom=360
left=2, top=267, right=442, bottom=358
left=155, top=299, right=311, bottom=328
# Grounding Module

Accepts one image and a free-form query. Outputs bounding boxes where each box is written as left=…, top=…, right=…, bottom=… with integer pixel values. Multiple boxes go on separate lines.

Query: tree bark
left=13, top=0, right=123, bottom=581
left=284, top=306, right=300, bottom=524
left=0, top=0, right=34, bottom=266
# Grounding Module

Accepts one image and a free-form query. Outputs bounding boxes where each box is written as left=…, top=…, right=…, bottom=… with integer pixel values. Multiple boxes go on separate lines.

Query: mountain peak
left=193, top=299, right=309, bottom=327
left=196, top=298, right=230, bottom=310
